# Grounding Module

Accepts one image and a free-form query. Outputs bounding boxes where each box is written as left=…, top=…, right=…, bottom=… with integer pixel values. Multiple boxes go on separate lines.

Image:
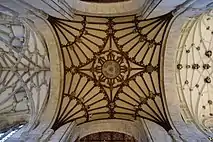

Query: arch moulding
left=70, top=119, right=149, bottom=142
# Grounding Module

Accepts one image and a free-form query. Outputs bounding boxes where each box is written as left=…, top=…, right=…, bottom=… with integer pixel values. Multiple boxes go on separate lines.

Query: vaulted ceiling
left=48, top=11, right=173, bottom=131
left=176, top=10, right=213, bottom=135
left=1, top=1, right=213, bottom=140
left=0, top=13, right=51, bottom=129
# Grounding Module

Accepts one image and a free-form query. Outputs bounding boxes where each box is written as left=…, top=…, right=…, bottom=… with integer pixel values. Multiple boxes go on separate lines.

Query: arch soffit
left=25, top=13, right=65, bottom=128
left=75, top=119, right=148, bottom=142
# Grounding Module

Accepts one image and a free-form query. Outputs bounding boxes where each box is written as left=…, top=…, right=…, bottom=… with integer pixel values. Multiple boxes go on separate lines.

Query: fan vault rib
left=48, top=12, right=174, bottom=131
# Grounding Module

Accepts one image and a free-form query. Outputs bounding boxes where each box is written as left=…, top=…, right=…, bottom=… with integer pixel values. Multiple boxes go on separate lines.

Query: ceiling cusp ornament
left=47, top=9, right=176, bottom=132
left=176, top=10, right=213, bottom=137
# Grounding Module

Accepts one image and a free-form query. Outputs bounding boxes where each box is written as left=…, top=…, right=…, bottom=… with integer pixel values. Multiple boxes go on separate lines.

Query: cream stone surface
left=144, top=120, right=173, bottom=142
left=66, top=0, right=146, bottom=15
left=49, top=123, right=76, bottom=142
left=35, top=18, right=64, bottom=125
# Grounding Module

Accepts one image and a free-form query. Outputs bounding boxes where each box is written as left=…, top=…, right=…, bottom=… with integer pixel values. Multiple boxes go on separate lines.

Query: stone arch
left=0, top=4, right=65, bottom=140
left=71, top=120, right=149, bottom=142
left=0, top=9, right=54, bottom=141
left=164, top=7, right=213, bottom=141
left=0, top=0, right=65, bottom=130
left=40, top=0, right=161, bottom=18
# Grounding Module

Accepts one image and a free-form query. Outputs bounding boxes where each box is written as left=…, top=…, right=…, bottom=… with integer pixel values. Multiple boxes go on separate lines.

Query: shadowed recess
left=78, top=131, right=137, bottom=142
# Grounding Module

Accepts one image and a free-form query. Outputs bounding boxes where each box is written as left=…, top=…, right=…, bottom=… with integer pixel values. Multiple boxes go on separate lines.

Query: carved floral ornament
left=176, top=10, right=213, bottom=136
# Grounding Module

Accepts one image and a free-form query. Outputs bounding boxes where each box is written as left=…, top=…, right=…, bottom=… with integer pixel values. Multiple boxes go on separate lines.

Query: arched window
left=0, top=124, right=24, bottom=142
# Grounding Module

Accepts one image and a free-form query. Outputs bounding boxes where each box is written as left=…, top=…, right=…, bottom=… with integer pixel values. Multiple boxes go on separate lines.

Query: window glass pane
left=0, top=125, right=24, bottom=142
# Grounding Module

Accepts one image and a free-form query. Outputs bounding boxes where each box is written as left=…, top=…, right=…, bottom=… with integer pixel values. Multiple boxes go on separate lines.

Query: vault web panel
left=48, top=12, right=173, bottom=131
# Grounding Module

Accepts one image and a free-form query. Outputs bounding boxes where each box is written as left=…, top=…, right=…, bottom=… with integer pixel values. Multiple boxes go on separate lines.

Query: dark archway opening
left=78, top=131, right=137, bottom=142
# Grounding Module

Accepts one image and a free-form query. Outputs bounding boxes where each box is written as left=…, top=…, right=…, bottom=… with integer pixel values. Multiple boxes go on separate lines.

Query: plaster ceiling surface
left=0, top=12, right=50, bottom=124
left=48, top=10, right=174, bottom=131
left=176, top=10, right=213, bottom=135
